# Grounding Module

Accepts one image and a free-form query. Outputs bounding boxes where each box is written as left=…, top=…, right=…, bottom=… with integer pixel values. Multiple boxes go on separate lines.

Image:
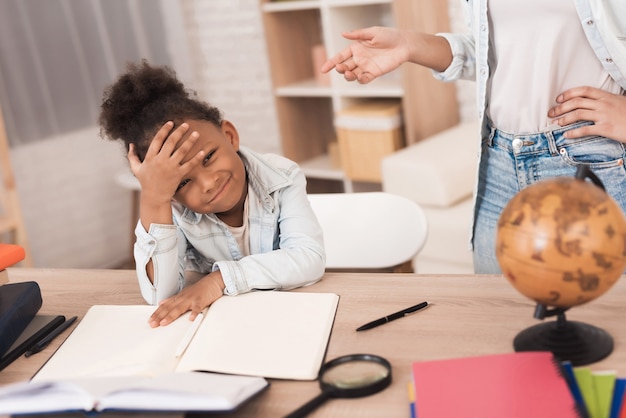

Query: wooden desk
left=2, top=269, right=626, bottom=417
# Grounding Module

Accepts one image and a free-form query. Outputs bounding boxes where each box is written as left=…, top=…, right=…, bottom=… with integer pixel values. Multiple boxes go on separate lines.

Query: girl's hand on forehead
left=128, top=121, right=205, bottom=204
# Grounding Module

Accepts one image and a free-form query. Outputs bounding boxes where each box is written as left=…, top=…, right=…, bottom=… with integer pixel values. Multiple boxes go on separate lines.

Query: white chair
left=307, top=192, right=428, bottom=271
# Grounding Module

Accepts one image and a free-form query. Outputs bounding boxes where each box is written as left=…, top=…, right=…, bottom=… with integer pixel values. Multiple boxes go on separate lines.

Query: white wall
left=6, top=0, right=474, bottom=268
left=10, top=128, right=132, bottom=268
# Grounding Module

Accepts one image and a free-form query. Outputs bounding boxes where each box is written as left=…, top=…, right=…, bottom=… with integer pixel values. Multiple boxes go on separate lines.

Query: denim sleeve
left=432, top=33, right=477, bottom=82
left=213, top=166, right=325, bottom=296
left=134, top=221, right=186, bottom=305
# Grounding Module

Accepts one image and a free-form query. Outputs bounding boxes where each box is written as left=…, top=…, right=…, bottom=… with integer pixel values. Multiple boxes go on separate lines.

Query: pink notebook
left=411, top=351, right=583, bottom=418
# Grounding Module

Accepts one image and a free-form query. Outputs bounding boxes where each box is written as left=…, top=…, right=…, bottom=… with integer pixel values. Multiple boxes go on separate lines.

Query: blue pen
left=25, top=316, right=78, bottom=357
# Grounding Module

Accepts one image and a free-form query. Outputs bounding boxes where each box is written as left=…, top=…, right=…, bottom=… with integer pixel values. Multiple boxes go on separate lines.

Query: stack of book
left=0, top=243, right=25, bottom=284
left=407, top=351, right=626, bottom=418
left=561, top=362, right=626, bottom=418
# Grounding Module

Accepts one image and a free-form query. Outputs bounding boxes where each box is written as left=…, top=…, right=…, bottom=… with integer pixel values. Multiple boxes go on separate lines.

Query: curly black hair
left=98, top=60, right=222, bottom=161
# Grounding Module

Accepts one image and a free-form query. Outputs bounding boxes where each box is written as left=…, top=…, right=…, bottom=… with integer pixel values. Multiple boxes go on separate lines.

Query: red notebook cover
left=411, top=351, right=583, bottom=418
left=0, top=244, right=25, bottom=270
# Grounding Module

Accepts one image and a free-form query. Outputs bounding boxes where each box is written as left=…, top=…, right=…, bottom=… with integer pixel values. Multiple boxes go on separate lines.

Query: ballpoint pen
left=356, top=301, right=429, bottom=331
left=25, top=316, right=78, bottom=357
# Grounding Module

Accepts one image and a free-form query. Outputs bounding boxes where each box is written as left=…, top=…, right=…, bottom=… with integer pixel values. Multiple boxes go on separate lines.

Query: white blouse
left=487, top=0, right=622, bottom=134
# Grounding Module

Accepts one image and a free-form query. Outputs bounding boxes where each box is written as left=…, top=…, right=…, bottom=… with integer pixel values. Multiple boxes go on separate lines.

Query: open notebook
left=0, top=290, right=339, bottom=414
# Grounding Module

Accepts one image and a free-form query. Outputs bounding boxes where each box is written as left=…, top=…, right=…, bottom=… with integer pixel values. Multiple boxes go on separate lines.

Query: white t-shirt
left=487, top=0, right=622, bottom=133
left=225, top=185, right=251, bottom=257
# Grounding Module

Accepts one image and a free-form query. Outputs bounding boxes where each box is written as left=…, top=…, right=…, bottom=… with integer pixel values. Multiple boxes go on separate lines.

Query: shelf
left=262, top=0, right=391, bottom=13
left=300, top=154, right=346, bottom=180
left=334, top=78, right=403, bottom=97
left=261, top=0, right=459, bottom=192
left=275, top=78, right=402, bottom=98
left=275, top=79, right=333, bottom=97
left=327, top=0, right=391, bottom=8
left=262, top=1, right=320, bottom=12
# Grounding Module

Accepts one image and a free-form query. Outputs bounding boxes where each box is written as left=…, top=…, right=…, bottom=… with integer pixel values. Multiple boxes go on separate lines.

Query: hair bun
left=113, top=60, right=187, bottom=113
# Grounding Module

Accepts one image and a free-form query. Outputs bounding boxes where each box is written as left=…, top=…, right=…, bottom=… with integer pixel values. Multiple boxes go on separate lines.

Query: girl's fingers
left=180, top=149, right=205, bottom=171
left=159, top=122, right=191, bottom=156
left=171, top=130, right=200, bottom=163
left=144, top=121, right=175, bottom=159
left=134, top=121, right=205, bottom=178
left=127, top=143, right=142, bottom=174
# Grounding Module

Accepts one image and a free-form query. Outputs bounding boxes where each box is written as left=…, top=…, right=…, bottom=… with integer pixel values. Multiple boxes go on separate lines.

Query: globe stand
left=513, top=303, right=613, bottom=366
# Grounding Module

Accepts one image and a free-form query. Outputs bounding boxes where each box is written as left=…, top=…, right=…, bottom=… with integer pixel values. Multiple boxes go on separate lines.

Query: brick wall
left=181, top=0, right=281, bottom=154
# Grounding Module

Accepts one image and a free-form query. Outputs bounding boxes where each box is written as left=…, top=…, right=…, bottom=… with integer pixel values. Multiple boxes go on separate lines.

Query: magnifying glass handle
left=284, top=390, right=332, bottom=418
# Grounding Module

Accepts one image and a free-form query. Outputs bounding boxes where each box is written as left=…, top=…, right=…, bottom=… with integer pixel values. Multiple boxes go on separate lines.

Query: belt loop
left=546, top=130, right=559, bottom=156
left=485, top=123, right=496, bottom=147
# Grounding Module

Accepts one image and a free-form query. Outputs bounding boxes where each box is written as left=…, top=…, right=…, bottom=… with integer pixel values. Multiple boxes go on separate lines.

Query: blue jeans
left=473, top=121, right=626, bottom=273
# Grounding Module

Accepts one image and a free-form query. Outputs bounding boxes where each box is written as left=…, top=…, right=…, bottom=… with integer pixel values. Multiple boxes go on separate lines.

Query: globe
left=496, top=168, right=626, bottom=309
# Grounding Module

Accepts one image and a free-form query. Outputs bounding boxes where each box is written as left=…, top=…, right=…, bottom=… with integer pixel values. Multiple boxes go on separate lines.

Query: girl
left=99, top=61, right=325, bottom=326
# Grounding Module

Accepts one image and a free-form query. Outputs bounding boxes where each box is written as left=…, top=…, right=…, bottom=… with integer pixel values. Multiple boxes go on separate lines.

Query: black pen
left=25, top=316, right=78, bottom=357
left=356, top=301, right=429, bottom=331
left=0, top=315, right=65, bottom=371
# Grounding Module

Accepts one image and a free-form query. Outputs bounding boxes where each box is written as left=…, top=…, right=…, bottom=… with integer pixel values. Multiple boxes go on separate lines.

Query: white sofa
left=381, top=121, right=478, bottom=273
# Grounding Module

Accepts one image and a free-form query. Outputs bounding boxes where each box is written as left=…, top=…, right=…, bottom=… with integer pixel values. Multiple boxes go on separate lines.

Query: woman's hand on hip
left=549, top=86, right=626, bottom=143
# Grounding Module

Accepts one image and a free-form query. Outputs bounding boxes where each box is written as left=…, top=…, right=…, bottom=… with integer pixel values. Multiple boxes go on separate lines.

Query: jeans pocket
left=558, top=137, right=625, bottom=169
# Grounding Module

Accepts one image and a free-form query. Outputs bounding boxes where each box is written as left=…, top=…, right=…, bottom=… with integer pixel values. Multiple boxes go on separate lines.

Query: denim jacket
left=433, top=0, right=626, bottom=246
left=133, top=146, right=326, bottom=305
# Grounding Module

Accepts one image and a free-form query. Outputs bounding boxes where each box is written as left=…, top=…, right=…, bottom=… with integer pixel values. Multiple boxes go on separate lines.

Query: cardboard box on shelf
left=335, top=100, right=404, bottom=182
left=328, top=141, right=341, bottom=169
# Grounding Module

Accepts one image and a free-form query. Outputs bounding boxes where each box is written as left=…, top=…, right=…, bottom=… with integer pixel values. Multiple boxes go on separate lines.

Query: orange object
left=496, top=170, right=626, bottom=309
left=0, top=244, right=25, bottom=270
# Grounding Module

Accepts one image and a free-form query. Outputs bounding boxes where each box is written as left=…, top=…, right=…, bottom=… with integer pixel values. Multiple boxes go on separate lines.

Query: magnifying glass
left=285, top=354, right=392, bottom=418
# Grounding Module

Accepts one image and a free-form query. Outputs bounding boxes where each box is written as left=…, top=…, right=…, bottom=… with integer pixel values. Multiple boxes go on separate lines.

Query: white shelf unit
left=260, top=0, right=458, bottom=192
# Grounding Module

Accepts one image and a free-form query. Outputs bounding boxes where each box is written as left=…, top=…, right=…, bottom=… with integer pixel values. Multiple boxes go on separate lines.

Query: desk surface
left=3, top=268, right=626, bottom=418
